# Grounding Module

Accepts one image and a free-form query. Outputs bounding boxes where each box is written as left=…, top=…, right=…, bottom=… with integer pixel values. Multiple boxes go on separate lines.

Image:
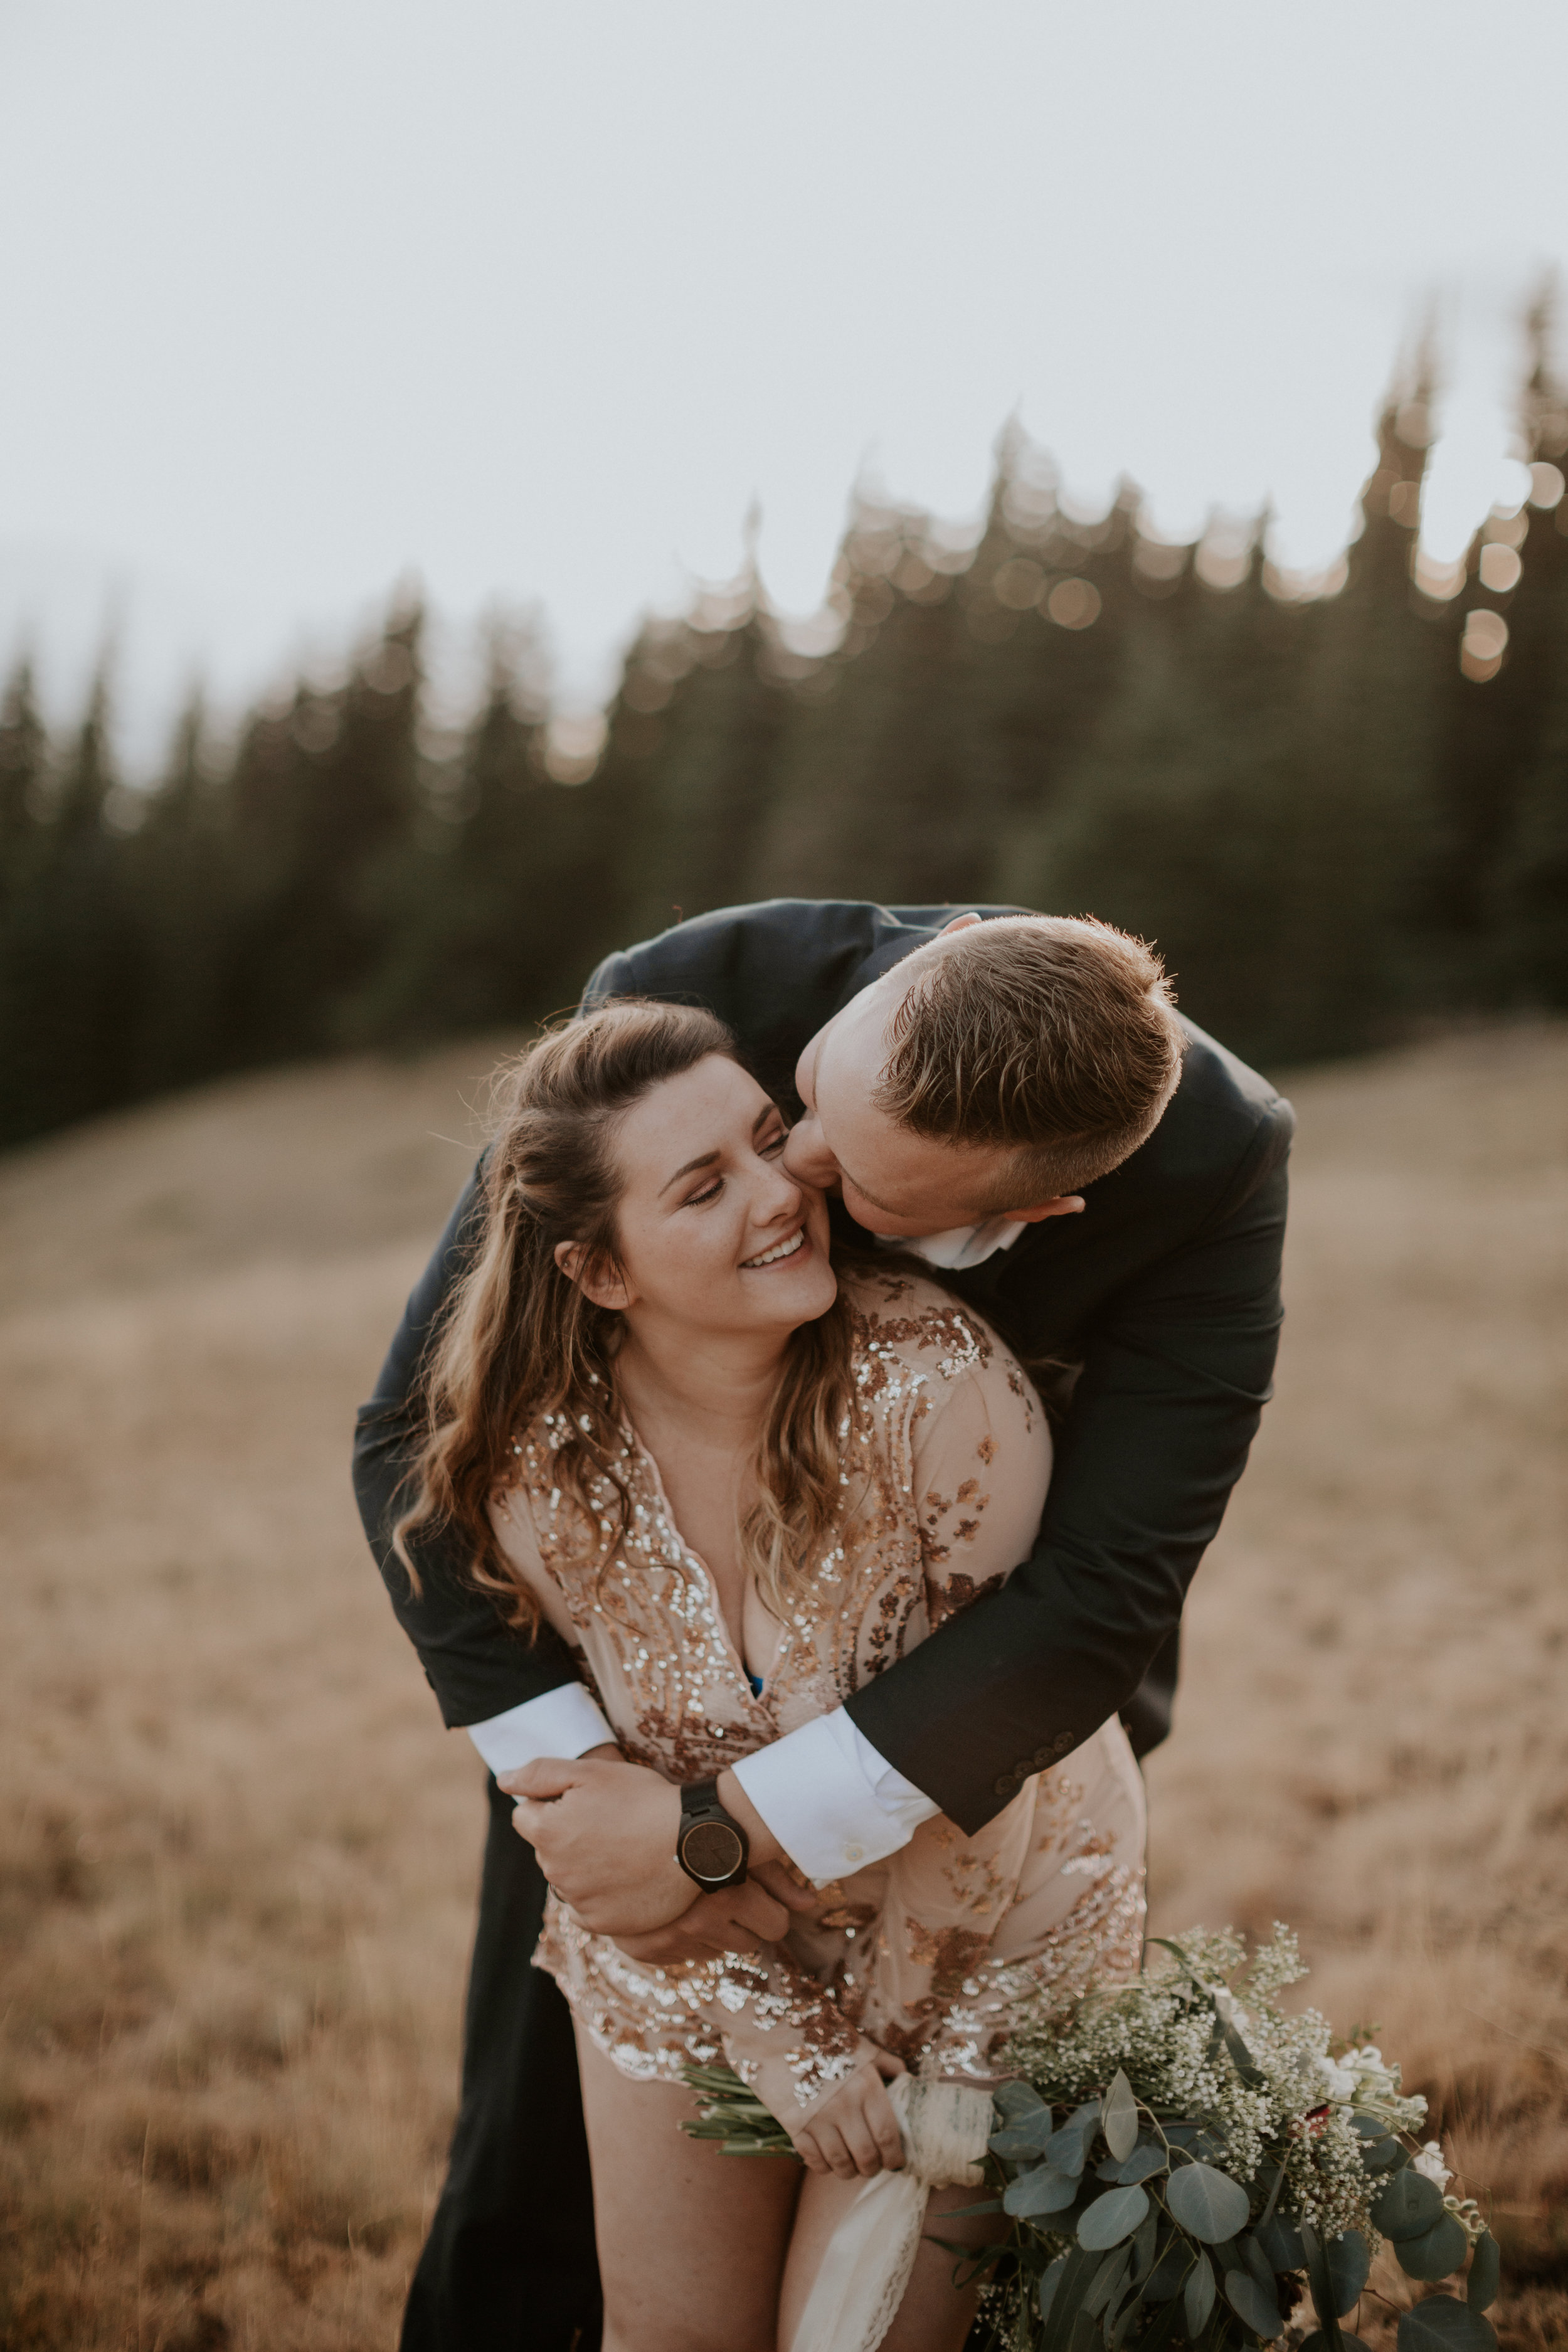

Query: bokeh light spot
left=1046, top=577, right=1101, bottom=630
left=1459, top=607, right=1508, bottom=682
left=992, top=556, right=1046, bottom=610
left=1477, top=543, right=1522, bottom=594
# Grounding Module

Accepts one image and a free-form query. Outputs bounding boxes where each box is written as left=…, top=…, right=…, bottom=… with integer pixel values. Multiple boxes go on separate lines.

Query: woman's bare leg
left=575, top=2025, right=801, bottom=2352
left=778, top=2168, right=1005, bottom=2352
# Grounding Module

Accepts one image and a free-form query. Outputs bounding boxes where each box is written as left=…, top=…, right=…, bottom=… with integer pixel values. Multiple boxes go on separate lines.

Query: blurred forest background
left=3, top=302, right=1568, bottom=1147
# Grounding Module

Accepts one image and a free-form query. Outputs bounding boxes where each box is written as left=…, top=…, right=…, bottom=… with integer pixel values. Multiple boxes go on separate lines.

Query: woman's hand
left=792, top=2050, right=906, bottom=2180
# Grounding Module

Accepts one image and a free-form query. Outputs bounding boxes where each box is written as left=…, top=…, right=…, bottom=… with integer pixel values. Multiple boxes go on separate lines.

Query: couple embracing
left=354, top=898, right=1293, bottom=2352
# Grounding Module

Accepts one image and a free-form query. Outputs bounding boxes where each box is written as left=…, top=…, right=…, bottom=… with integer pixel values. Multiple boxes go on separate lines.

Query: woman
left=398, top=1000, right=1145, bottom=2352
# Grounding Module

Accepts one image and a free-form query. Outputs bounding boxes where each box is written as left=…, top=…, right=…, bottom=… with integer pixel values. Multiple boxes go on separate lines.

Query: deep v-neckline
left=621, top=1420, right=785, bottom=1704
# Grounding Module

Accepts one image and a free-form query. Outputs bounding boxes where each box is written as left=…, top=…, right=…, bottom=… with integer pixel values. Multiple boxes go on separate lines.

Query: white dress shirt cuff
left=731, top=1705, right=940, bottom=1883
left=464, top=1684, right=617, bottom=1778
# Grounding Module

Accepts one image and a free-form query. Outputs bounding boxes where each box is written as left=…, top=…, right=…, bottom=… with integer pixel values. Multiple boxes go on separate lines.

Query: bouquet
left=682, top=1926, right=1500, bottom=2351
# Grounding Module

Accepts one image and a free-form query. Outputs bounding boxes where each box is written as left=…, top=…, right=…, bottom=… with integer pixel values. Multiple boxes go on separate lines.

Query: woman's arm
left=906, top=1322, right=1054, bottom=1630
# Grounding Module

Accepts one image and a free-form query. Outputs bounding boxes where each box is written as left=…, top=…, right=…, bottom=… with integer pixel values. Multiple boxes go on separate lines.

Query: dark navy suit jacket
left=354, top=899, right=1293, bottom=1822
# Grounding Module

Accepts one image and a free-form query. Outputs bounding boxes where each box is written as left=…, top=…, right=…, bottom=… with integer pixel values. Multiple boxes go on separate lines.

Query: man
left=352, top=899, right=1293, bottom=2351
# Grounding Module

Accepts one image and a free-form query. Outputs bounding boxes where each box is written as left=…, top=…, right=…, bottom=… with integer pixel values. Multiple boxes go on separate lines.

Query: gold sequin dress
left=490, top=1271, right=1146, bottom=2126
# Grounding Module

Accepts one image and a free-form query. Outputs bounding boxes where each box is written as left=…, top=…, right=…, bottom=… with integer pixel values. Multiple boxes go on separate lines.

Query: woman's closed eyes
left=682, top=1123, right=788, bottom=1209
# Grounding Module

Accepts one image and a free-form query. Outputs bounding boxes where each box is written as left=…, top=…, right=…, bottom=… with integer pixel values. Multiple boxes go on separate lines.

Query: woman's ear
left=554, top=1237, right=633, bottom=1312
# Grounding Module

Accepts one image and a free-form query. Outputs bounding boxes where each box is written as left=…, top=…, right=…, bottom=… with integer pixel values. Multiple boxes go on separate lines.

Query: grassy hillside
left=1, top=1025, right=1564, bottom=2349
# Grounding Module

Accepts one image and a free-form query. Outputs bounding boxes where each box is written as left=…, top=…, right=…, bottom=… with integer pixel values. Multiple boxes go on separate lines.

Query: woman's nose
left=756, top=1154, right=805, bottom=1222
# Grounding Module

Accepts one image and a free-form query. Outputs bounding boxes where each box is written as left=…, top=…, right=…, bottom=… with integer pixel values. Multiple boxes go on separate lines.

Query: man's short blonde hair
left=874, top=914, right=1184, bottom=1204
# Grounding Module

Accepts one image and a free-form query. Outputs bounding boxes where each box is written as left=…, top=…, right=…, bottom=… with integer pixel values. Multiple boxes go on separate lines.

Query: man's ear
left=1004, top=1195, right=1086, bottom=1224
left=936, top=911, right=983, bottom=936
left=554, top=1237, right=633, bottom=1311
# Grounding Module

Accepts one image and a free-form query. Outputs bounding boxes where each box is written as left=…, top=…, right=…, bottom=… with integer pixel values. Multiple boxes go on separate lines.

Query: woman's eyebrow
left=660, top=1149, right=717, bottom=1195
left=659, top=1108, right=775, bottom=1196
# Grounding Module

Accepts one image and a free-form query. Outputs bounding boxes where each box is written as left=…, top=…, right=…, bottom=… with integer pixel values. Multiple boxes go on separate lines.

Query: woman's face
left=570, top=1054, right=836, bottom=1340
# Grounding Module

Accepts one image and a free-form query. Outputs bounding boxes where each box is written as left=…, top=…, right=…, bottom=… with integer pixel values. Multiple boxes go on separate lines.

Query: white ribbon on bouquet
left=788, top=2074, right=996, bottom=2352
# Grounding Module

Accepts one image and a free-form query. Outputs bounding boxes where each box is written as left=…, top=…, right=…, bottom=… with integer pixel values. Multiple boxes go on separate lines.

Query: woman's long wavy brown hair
left=394, top=999, right=858, bottom=1635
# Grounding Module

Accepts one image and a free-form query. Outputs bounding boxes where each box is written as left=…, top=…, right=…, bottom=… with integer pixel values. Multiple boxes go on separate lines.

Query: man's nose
left=782, top=1119, right=838, bottom=1185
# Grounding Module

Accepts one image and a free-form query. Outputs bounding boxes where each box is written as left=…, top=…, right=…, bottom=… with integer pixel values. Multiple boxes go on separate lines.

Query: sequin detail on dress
left=494, top=1272, right=1147, bottom=2119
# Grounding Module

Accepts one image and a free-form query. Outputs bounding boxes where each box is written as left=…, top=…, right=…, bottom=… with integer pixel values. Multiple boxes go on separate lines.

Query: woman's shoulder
left=840, top=1266, right=1027, bottom=1403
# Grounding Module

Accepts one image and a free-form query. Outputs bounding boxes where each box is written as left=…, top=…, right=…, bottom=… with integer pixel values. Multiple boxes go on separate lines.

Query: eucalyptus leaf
left=1078, top=2185, right=1150, bottom=2250
left=1254, top=2213, right=1307, bottom=2272
left=1039, top=2245, right=1103, bottom=2352
left=1136, top=2300, right=1190, bottom=2352
left=1165, top=2160, right=1251, bottom=2242
left=1396, top=2213, right=1471, bottom=2283
left=1396, top=2296, right=1498, bottom=2352
left=1360, top=2136, right=1404, bottom=2173
left=1236, top=2231, right=1279, bottom=2295
left=1102, top=2067, right=1140, bottom=2161
left=994, top=2079, right=1052, bottom=2124
left=1108, top=2287, right=1147, bottom=2349
left=1037, top=2253, right=1068, bottom=2323
left=1144, top=2238, right=1190, bottom=2301
left=1225, top=2267, right=1284, bottom=2340
left=1130, top=2206, right=1159, bottom=2283
left=1466, top=2231, right=1500, bottom=2313
left=1324, top=2229, right=1371, bottom=2313
left=1219, top=2020, right=1266, bottom=2090
left=1004, top=2163, right=1081, bottom=2218
left=1083, top=2245, right=1131, bottom=2318
left=1372, top=2170, right=1446, bottom=2242
left=1298, top=2219, right=1344, bottom=2343
left=1115, top=2144, right=1170, bottom=2186
left=1183, top=2250, right=1216, bottom=2338
left=990, top=2122, right=1055, bottom=2161
left=1045, top=2121, right=1093, bottom=2178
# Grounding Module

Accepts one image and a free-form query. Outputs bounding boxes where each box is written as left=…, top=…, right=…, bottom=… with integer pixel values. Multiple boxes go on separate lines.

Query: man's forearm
left=844, top=1155, right=1290, bottom=1831
left=726, top=1710, right=938, bottom=1880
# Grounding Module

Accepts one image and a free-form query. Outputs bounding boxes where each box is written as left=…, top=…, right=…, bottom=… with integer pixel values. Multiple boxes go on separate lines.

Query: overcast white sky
left=1, top=0, right=1564, bottom=766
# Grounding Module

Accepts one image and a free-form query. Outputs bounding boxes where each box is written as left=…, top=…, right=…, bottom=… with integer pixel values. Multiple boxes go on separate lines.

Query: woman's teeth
left=741, top=1227, right=805, bottom=1269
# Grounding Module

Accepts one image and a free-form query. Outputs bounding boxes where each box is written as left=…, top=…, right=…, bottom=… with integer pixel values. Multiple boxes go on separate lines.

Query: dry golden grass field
left=1, top=1023, right=1565, bottom=2351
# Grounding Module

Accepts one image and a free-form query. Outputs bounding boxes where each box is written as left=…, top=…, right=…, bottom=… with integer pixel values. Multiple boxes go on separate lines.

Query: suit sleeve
left=842, top=1108, right=1291, bottom=1835
left=351, top=1164, right=581, bottom=1727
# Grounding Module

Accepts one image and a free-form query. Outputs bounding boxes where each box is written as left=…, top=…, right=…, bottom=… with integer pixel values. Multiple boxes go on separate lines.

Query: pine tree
left=1275, top=358, right=1448, bottom=1054
left=1441, top=287, right=1568, bottom=1001
left=0, top=665, right=140, bottom=1141
left=0, top=658, right=48, bottom=895
left=998, top=507, right=1318, bottom=1059
left=224, top=605, right=425, bottom=1063
left=356, top=620, right=594, bottom=1038
left=124, top=692, right=238, bottom=1094
left=583, top=578, right=794, bottom=948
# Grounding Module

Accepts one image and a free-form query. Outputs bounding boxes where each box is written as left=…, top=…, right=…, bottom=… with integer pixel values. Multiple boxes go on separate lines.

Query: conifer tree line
left=2, top=309, right=1565, bottom=1149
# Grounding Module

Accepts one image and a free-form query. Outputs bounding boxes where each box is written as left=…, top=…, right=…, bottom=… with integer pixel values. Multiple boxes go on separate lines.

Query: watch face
left=681, top=1818, right=744, bottom=1883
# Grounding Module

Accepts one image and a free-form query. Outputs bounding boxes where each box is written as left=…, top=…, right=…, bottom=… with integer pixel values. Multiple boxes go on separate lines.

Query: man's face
left=781, top=976, right=1079, bottom=1237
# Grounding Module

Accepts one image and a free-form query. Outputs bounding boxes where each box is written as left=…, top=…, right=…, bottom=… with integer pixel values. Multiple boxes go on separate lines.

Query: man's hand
left=612, top=1860, right=822, bottom=1966
left=500, top=1754, right=694, bottom=1936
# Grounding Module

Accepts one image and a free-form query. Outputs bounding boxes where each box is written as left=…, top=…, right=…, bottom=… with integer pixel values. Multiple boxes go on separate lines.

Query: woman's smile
left=739, top=1226, right=808, bottom=1271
